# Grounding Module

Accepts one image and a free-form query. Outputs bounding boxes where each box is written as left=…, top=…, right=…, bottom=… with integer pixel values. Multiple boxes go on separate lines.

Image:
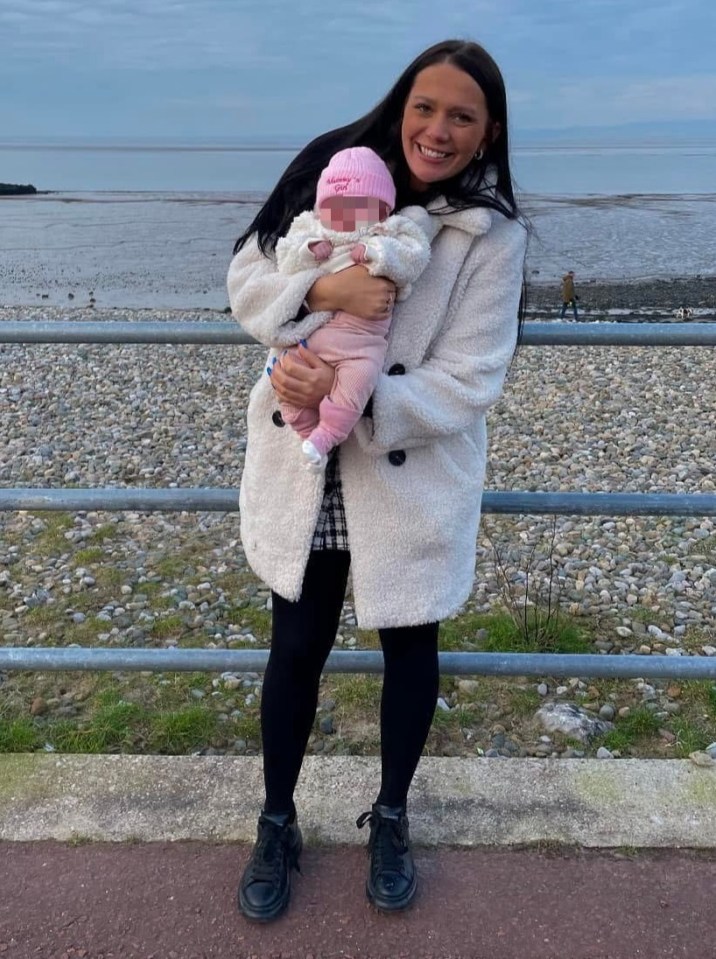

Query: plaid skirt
left=311, top=451, right=349, bottom=551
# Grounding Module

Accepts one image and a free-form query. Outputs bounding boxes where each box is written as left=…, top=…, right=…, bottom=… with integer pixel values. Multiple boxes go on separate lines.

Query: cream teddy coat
left=227, top=194, right=527, bottom=629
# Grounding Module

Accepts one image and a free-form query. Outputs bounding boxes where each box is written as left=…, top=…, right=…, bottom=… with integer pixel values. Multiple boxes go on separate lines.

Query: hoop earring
left=473, top=148, right=485, bottom=162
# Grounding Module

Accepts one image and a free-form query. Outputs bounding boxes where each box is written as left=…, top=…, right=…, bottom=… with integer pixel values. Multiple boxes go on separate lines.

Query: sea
left=1, top=138, right=715, bottom=311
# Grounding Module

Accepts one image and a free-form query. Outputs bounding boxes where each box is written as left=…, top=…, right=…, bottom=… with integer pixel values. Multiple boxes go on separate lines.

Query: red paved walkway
left=1, top=842, right=715, bottom=959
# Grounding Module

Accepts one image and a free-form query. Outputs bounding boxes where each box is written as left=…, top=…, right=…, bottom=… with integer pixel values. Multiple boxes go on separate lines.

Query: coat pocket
left=433, top=428, right=485, bottom=490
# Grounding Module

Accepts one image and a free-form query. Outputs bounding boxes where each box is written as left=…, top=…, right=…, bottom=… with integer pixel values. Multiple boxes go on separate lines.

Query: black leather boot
left=356, top=802, right=416, bottom=911
left=238, top=811, right=302, bottom=922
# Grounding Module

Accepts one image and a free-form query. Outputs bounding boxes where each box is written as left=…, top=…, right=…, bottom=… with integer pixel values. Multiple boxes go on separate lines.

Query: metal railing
left=1, top=318, right=715, bottom=679
left=1, top=318, right=715, bottom=346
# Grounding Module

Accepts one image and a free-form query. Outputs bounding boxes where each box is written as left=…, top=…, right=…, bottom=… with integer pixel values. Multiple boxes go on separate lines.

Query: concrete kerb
left=2, top=754, right=716, bottom=847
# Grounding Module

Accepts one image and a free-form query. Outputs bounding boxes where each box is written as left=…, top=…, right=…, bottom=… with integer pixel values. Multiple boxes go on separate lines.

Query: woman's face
left=401, top=62, right=498, bottom=192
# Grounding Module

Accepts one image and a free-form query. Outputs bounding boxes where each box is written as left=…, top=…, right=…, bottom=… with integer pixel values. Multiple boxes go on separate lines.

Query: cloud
left=512, top=73, right=716, bottom=129
left=1, top=0, right=715, bottom=138
left=618, top=75, right=716, bottom=121
left=0, top=0, right=288, bottom=71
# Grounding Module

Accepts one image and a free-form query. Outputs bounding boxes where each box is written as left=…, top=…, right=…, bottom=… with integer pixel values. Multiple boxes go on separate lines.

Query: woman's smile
left=415, top=143, right=452, bottom=160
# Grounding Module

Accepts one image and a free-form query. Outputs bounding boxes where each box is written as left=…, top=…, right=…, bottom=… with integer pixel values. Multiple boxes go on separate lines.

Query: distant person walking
left=560, top=270, right=579, bottom=320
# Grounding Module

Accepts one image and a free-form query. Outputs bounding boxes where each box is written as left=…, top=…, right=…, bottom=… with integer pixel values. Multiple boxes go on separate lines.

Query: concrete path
left=2, top=754, right=716, bottom=846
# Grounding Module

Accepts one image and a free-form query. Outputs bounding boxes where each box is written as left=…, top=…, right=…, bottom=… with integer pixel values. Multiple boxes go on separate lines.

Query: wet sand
left=2, top=277, right=715, bottom=322
left=3, top=189, right=716, bottom=314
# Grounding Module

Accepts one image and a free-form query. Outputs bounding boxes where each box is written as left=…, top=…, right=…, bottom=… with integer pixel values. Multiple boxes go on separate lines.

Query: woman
left=227, top=38, right=527, bottom=920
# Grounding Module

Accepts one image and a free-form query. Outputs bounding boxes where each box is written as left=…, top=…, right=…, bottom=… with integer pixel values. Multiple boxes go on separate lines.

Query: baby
left=274, top=146, right=434, bottom=470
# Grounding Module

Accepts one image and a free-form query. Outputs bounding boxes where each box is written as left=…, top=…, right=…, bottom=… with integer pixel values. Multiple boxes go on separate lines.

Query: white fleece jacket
left=275, top=206, right=437, bottom=299
left=227, top=191, right=527, bottom=629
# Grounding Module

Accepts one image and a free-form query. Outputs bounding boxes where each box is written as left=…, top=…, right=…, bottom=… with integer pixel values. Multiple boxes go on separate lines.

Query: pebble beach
left=1, top=284, right=714, bottom=760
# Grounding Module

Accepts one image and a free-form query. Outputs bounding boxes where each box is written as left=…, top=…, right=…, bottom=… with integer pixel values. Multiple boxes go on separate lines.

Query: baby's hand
left=350, top=243, right=368, bottom=264
left=309, top=240, right=333, bottom=261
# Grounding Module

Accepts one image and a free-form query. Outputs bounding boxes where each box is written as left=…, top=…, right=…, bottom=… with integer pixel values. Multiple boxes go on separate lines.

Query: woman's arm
left=227, top=237, right=330, bottom=348
left=353, top=216, right=527, bottom=456
left=305, top=267, right=397, bottom=319
left=227, top=238, right=398, bottom=348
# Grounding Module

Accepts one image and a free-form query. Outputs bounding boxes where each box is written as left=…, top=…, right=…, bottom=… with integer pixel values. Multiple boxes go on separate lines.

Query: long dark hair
left=234, top=39, right=522, bottom=256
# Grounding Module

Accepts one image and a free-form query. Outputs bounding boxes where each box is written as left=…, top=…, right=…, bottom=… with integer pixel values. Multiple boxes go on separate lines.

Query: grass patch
left=680, top=630, right=716, bottom=654
left=688, top=533, right=716, bottom=557
left=332, top=674, right=383, bottom=711
left=0, top=718, right=41, bottom=752
left=147, top=706, right=218, bottom=754
left=72, top=547, right=104, bottom=566
left=480, top=609, right=590, bottom=655
left=232, top=605, right=271, bottom=639
left=50, top=700, right=144, bottom=753
left=0, top=686, right=223, bottom=755
left=65, top=620, right=114, bottom=645
left=151, top=556, right=191, bottom=580
left=150, top=546, right=209, bottom=581
left=137, top=581, right=163, bottom=597
left=93, top=567, right=125, bottom=591
left=669, top=717, right=713, bottom=757
left=664, top=682, right=716, bottom=757
left=150, top=614, right=186, bottom=639
left=90, top=525, right=118, bottom=544
left=599, top=707, right=661, bottom=753
left=152, top=594, right=178, bottom=611
left=431, top=704, right=474, bottom=730
left=213, top=571, right=256, bottom=599
left=233, top=714, right=262, bottom=744
left=509, top=687, right=543, bottom=716
left=440, top=613, right=494, bottom=650
left=67, top=592, right=115, bottom=614
left=24, top=606, right=64, bottom=629
left=676, top=681, right=716, bottom=715
left=626, top=607, right=660, bottom=625
left=32, top=513, right=74, bottom=551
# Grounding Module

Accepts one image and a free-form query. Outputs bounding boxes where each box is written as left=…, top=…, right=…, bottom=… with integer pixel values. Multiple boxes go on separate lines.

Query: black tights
left=261, top=550, right=439, bottom=814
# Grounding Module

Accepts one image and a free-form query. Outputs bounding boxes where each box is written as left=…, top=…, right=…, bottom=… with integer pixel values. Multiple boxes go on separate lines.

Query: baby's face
left=318, top=196, right=387, bottom=232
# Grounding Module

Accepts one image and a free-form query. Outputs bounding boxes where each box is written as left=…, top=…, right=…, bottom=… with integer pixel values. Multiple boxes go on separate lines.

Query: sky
left=2, top=0, right=716, bottom=144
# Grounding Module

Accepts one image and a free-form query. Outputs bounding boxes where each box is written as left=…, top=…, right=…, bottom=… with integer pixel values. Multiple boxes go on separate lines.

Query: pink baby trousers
left=280, top=310, right=392, bottom=456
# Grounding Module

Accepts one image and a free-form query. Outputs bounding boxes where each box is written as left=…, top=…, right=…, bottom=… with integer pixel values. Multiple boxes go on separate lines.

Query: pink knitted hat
left=315, top=147, right=395, bottom=212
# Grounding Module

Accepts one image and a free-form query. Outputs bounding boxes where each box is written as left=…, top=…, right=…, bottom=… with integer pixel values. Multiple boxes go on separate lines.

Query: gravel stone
left=319, top=716, right=335, bottom=735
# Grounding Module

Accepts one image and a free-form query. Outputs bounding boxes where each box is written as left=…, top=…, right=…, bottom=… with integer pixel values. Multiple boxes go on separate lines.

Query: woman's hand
left=271, top=345, right=335, bottom=408
left=305, top=266, right=396, bottom=321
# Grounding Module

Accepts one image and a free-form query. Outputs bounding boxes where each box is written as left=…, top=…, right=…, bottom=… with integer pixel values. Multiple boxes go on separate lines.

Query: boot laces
left=357, top=810, right=408, bottom=875
left=248, top=816, right=300, bottom=884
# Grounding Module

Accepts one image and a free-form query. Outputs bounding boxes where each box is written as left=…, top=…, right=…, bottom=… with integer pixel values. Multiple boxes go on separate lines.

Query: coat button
left=388, top=363, right=405, bottom=376
left=388, top=450, right=406, bottom=466
left=271, top=410, right=285, bottom=428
